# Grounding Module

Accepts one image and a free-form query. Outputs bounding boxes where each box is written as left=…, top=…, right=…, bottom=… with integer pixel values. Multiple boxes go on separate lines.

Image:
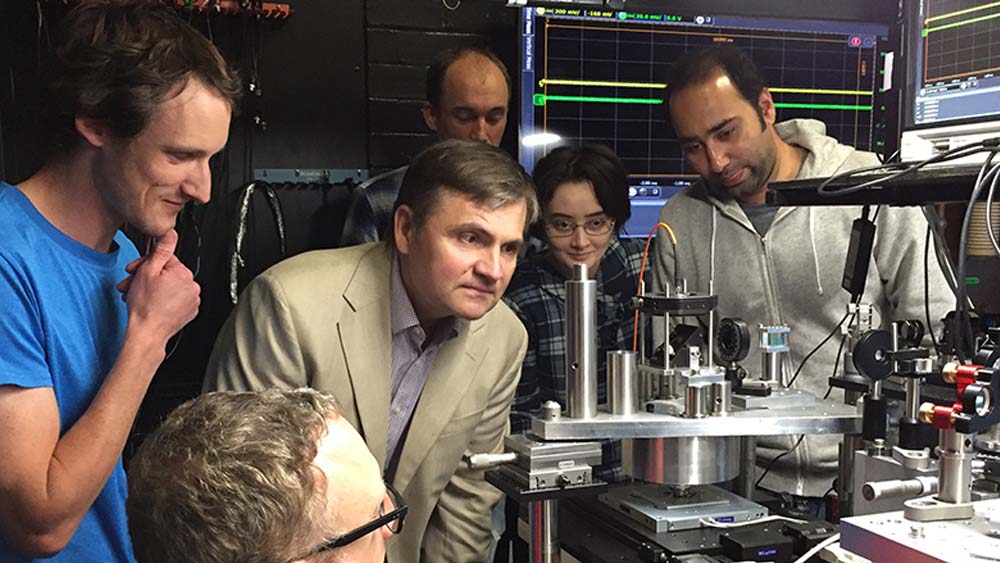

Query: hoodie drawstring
left=809, top=207, right=824, bottom=296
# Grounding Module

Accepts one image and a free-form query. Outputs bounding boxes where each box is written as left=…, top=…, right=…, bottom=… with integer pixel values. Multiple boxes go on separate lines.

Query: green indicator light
left=876, top=141, right=886, bottom=146
left=922, top=28, right=929, bottom=37
left=533, top=93, right=545, bottom=106
left=965, top=276, right=981, bottom=286
left=773, top=103, right=873, bottom=111
left=618, top=12, right=628, bottom=19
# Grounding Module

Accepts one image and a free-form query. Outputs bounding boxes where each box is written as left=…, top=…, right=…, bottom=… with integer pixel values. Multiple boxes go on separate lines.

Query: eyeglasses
left=297, top=482, right=407, bottom=558
left=545, top=216, right=615, bottom=238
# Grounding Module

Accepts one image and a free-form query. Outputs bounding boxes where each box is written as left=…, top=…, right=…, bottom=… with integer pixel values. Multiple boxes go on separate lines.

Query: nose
left=471, top=118, right=490, bottom=143
left=180, top=159, right=212, bottom=204
left=705, top=142, right=729, bottom=174
left=570, top=226, right=588, bottom=249
left=475, top=247, right=504, bottom=284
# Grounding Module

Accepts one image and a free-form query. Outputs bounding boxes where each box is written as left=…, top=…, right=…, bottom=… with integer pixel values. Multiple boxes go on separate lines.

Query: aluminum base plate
left=598, top=483, right=768, bottom=533
left=841, top=497, right=1000, bottom=562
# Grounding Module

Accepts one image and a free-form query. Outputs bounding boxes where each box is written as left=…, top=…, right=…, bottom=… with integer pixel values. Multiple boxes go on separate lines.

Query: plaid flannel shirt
left=503, top=236, right=649, bottom=482
left=340, top=166, right=407, bottom=246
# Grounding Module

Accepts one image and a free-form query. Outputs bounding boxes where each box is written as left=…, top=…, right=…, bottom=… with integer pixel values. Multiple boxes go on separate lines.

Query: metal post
left=906, top=378, right=922, bottom=420
left=529, top=499, right=560, bottom=563
left=608, top=350, right=638, bottom=415
left=638, top=280, right=646, bottom=364
left=938, top=430, right=973, bottom=504
left=566, top=264, right=597, bottom=419
left=838, top=434, right=862, bottom=518
left=707, top=279, right=715, bottom=370
left=737, top=436, right=757, bottom=498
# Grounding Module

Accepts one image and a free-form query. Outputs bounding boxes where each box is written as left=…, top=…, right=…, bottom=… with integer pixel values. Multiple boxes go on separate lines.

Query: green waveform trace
left=533, top=94, right=664, bottom=106
left=923, top=11, right=1000, bottom=36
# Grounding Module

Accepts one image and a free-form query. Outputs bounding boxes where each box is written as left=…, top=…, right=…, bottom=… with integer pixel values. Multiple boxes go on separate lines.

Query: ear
left=421, top=102, right=439, bottom=133
left=74, top=117, right=110, bottom=148
left=394, top=204, right=415, bottom=256
left=758, top=88, right=776, bottom=127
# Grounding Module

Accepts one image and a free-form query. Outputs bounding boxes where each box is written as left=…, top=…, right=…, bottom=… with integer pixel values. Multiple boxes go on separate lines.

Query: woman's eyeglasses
left=545, top=216, right=614, bottom=238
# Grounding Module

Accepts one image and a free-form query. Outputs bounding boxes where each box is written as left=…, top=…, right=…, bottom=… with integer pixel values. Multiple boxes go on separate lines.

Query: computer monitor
left=900, top=0, right=1000, bottom=162
left=518, top=7, right=890, bottom=237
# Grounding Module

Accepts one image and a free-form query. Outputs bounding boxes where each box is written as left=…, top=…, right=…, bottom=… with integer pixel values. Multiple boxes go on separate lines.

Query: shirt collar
left=389, top=253, right=464, bottom=342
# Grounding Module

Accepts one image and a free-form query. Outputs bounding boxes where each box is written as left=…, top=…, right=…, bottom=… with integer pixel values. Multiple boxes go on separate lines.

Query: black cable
left=954, top=155, right=997, bottom=360
left=924, top=225, right=939, bottom=352
left=786, top=310, right=852, bottom=388
left=817, top=141, right=1000, bottom=197
left=823, top=329, right=851, bottom=401
left=758, top=322, right=852, bottom=488
left=756, top=435, right=804, bottom=488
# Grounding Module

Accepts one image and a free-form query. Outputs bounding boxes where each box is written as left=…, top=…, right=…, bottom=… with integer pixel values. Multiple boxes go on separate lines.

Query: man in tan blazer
left=204, top=139, right=538, bottom=563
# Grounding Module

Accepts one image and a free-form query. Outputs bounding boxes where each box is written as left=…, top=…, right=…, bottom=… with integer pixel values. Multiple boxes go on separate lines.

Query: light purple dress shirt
left=385, top=255, right=463, bottom=479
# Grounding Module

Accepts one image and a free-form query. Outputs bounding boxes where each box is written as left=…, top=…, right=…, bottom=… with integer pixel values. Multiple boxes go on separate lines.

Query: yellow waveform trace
left=926, top=1, right=1000, bottom=24
left=538, top=78, right=667, bottom=89
left=769, top=87, right=872, bottom=96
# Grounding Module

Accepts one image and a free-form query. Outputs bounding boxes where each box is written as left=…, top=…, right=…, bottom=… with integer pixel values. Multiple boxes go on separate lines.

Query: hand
left=115, top=256, right=145, bottom=298
left=122, top=229, right=201, bottom=347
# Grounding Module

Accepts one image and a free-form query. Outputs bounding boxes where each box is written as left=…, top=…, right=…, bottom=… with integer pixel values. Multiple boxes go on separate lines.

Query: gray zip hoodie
left=652, top=119, right=955, bottom=496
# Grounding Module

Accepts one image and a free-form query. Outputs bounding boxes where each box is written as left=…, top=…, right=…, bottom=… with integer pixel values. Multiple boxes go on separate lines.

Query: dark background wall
left=1, top=0, right=925, bottom=446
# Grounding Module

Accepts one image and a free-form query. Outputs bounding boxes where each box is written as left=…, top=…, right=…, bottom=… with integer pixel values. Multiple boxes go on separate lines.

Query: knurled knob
left=919, top=402, right=936, bottom=424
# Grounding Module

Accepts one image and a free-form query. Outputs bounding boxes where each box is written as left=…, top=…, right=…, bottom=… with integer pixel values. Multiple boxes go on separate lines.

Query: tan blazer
left=203, top=242, right=527, bottom=563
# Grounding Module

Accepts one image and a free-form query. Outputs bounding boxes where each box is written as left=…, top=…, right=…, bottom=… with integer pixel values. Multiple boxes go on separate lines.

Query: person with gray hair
left=127, top=388, right=402, bottom=563
left=205, top=139, right=537, bottom=563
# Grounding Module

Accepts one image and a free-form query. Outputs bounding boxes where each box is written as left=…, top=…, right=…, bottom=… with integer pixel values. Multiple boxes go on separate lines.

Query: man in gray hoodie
left=652, top=46, right=955, bottom=505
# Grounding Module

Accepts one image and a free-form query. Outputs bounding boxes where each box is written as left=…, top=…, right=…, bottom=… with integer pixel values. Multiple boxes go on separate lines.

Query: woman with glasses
left=503, top=143, right=647, bottom=483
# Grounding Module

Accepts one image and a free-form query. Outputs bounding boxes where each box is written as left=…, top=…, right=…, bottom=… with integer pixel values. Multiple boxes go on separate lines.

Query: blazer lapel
left=392, top=321, right=486, bottom=494
left=339, top=244, right=392, bottom=468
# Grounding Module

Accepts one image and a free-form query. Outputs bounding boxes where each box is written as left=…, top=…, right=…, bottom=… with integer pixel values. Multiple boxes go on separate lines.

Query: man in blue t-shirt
left=0, top=2, right=240, bottom=561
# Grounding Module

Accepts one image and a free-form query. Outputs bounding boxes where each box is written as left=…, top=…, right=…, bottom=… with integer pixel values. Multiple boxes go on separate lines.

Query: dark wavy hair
left=42, top=0, right=242, bottom=155
left=666, top=45, right=768, bottom=130
left=530, top=144, right=631, bottom=239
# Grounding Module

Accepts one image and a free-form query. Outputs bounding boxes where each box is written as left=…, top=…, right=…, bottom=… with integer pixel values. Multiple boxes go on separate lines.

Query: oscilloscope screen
left=518, top=8, right=889, bottom=236
left=906, top=0, right=1000, bottom=127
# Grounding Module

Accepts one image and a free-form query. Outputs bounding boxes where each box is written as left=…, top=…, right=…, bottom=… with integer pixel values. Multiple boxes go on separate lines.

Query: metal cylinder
left=736, top=436, right=757, bottom=498
left=541, top=401, right=561, bottom=421
left=623, top=436, right=740, bottom=485
left=685, top=384, right=709, bottom=418
left=565, top=263, right=597, bottom=419
left=759, top=325, right=790, bottom=387
left=905, top=378, right=922, bottom=420
left=937, top=430, right=973, bottom=504
left=863, top=476, right=938, bottom=502
left=529, top=499, right=560, bottom=563
left=710, top=380, right=731, bottom=415
left=608, top=350, right=638, bottom=415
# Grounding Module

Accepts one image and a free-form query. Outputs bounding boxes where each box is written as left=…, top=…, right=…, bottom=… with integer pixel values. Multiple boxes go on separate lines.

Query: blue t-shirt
left=0, top=183, right=139, bottom=562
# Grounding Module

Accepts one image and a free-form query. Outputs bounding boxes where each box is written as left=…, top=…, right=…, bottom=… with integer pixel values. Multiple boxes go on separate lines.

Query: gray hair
left=127, top=388, right=342, bottom=563
left=393, top=139, right=539, bottom=245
